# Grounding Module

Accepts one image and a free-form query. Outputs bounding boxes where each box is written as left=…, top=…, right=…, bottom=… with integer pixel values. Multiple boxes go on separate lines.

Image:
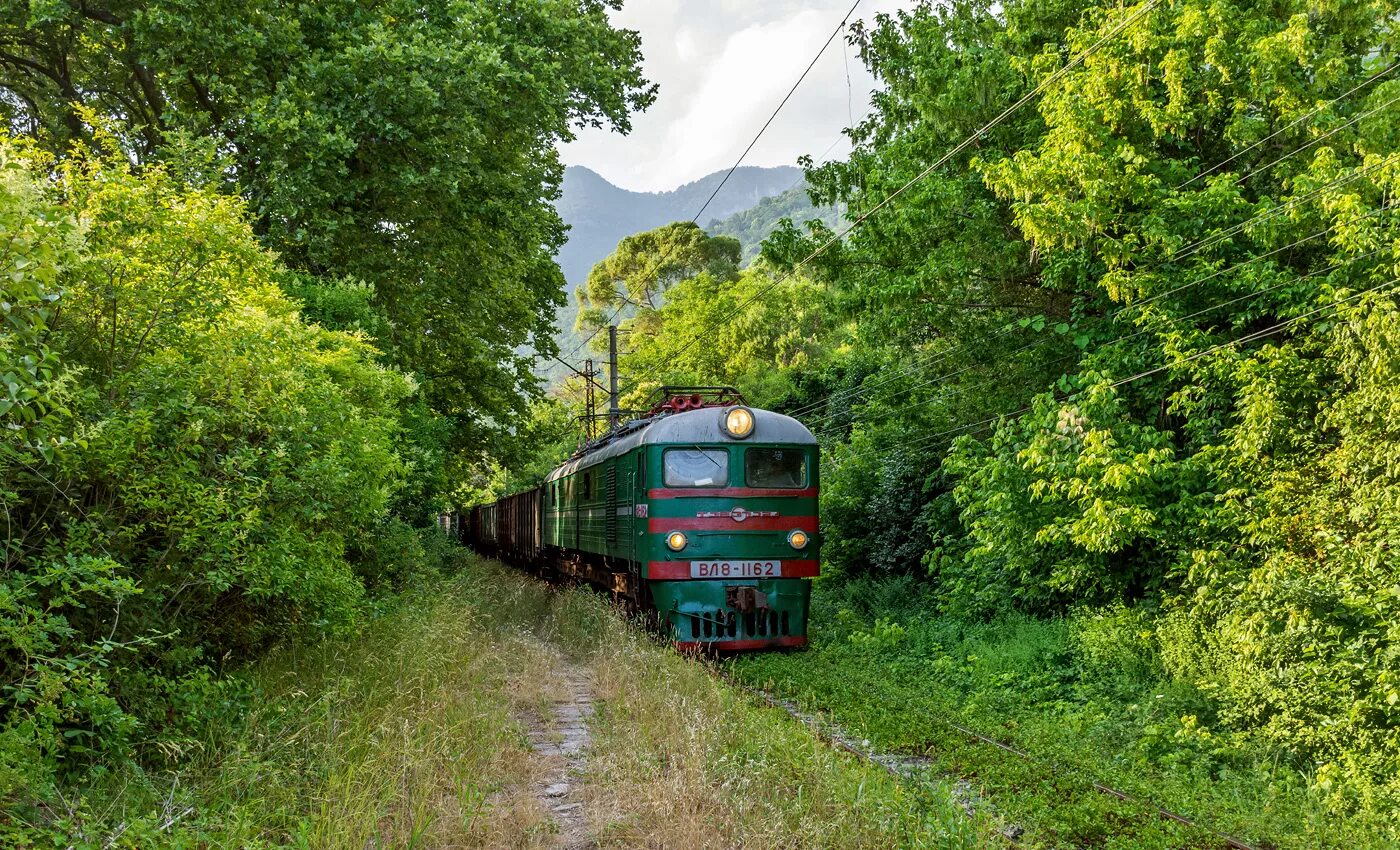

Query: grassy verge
left=550, top=592, right=983, bottom=848
left=729, top=576, right=1398, bottom=850
left=41, top=559, right=561, bottom=849
left=27, top=554, right=988, bottom=849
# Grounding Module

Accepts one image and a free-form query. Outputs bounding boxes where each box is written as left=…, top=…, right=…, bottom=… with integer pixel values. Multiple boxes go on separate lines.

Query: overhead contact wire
left=792, top=200, right=1394, bottom=428
left=1176, top=58, right=1399, bottom=189
left=562, top=0, right=863, bottom=373
left=635, top=0, right=1165, bottom=380
left=810, top=245, right=1389, bottom=444
left=839, top=270, right=1400, bottom=463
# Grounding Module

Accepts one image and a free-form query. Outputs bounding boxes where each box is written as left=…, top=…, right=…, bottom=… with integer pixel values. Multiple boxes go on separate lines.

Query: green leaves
left=0, top=0, right=655, bottom=454
left=576, top=222, right=742, bottom=345
left=0, top=144, right=79, bottom=469
left=0, top=135, right=430, bottom=805
left=765, top=0, right=1400, bottom=807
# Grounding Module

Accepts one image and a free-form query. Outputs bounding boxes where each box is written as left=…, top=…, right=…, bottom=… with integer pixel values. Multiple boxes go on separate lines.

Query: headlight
left=666, top=531, right=688, bottom=552
left=787, top=529, right=809, bottom=550
left=722, top=406, right=755, bottom=439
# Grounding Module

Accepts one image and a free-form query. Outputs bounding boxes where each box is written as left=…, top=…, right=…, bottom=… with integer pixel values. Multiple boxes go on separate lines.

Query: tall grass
left=44, top=557, right=984, bottom=849
left=465, top=564, right=984, bottom=848
left=56, top=572, right=559, bottom=849
left=583, top=629, right=982, bottom=849
left=731, top=577, right=1400, bottom=849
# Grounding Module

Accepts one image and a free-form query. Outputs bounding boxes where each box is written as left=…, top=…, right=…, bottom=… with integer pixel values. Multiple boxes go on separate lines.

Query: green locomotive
left=464, top=388, right=819, bottom=650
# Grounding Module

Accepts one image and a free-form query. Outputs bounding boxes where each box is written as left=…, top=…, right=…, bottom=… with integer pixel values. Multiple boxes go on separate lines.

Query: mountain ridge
left=553, top=164, right=803, bottom=287
left=547, top=164, right=806, bottom=366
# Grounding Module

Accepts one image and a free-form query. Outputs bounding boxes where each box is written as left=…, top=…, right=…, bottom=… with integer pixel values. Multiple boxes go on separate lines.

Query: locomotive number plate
left=689, top=560, right=780, bottom=578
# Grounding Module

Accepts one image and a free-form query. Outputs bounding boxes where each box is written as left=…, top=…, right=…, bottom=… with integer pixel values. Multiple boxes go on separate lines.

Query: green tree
left=0, top=140, right=78, bottom=471
left=0, top=0, right=655, bottom=451
left=576, top=221, right=740, bottom=341
left=780, top=0, right=1400, bottom=803
left=0, top=136, right=429, bottom=808
left=758, top=0, right=1094, bottom=574
left=617, top=263, right=835, bottom=408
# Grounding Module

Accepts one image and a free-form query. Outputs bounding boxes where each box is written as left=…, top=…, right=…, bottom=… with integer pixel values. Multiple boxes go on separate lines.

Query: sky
left=558, top=0, right=906, bottom=193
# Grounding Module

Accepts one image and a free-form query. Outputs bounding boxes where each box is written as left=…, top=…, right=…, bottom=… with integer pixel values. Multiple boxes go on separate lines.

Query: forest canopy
left=0, top=0, right=654, bottom=452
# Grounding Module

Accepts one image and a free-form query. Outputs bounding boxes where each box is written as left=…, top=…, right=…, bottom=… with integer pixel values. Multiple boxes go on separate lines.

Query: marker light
left=787, top=529, right=809, bottom=550
left=722, top=406, right=755, bottom=439
left=666, top=531, right=688, bottom=552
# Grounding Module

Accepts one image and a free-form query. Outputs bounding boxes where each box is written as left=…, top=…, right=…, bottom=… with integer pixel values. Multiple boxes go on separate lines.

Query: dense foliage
left=707, top=182, right=841, bottom=264
left=4, top=0, right=1396, bottom=839
left=0, top=0, right=654, bottom=451
left=0, top=2, right=653, bottom=838
left=575, top=221, right=742, bottom=340
left=542, top=0, right=1400, bottom=823
left=0, top=137, right=426, bottom=830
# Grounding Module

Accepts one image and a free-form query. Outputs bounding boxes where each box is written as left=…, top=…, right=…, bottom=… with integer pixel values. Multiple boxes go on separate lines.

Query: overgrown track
left=553, top=572, right=1266, bottom=850
left=718, top=672, right=1261, bottom=850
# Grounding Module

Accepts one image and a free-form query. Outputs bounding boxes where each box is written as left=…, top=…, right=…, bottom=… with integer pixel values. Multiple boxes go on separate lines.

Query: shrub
left=1069, top=603, right=1162, bottom=684
left=943, top=380, right=1204, bottom=617
left=0, top=135, right=429, bottom=821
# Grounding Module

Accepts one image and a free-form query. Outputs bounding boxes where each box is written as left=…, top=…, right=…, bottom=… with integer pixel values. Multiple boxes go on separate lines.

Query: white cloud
left=559, top=0, right=906, bottom=193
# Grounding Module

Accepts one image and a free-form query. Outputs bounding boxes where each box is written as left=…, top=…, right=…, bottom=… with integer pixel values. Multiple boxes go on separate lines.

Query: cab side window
left=745, top=448, right=807, bottom=488
left=663, top=448, right=728, bottom=487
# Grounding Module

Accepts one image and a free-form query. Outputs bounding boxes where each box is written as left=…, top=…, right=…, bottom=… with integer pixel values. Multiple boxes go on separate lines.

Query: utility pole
left=583, top=358, right=596, bottom=440
left=608, top=325, right=620, bottom=430
left=552, top=353, right=614, bottom=443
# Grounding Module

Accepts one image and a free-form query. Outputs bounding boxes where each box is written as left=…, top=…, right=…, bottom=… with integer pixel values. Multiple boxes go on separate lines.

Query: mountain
left=706, top=182, right=841, bottom=265
left=553, top=164, right=804, bottom=286
left=548, top=164, right=806, bottom=365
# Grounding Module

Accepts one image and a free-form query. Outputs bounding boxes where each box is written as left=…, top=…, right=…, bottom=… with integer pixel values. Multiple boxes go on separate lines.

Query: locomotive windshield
left=663, top=448, right=729, bottom=487
left=746, top=448, right=807, bottom=488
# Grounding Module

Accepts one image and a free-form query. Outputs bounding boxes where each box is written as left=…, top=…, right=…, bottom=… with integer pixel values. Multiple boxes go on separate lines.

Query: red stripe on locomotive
left=647, top=516, right=817, bottom=533
left=647, top=487, right=818, bottom=499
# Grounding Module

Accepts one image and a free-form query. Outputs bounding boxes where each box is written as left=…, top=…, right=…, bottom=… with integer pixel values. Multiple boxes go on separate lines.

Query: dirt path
left=525, top=664, right=597, bottom=849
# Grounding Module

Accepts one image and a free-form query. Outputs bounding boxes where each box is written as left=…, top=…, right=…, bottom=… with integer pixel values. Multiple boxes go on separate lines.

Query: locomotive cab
left=639, top=405, right=820, bottom=650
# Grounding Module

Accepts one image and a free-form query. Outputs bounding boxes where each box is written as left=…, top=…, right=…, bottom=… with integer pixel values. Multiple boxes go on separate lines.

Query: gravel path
left=526, top=666, right=596, bottom=849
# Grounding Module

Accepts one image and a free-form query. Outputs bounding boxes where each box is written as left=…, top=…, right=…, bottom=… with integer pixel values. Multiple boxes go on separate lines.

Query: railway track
left=511, top=563, right=1267, bottom=850
left=717, top=669, right=1262, bottom=850
left=614, top=586, right=1264, bottom=850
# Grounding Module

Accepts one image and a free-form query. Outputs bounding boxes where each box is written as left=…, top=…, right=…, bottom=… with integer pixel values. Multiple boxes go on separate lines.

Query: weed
left=20, top=557, right=993, bottom=849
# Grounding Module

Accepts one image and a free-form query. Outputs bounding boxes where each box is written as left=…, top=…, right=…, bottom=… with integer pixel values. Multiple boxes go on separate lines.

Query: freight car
left=463, top=388, right=819, bottom=651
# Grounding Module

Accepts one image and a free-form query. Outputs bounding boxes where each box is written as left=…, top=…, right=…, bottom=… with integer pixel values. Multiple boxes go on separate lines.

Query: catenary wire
left=814, top=235, right=1393, bottom=441
left=804, top=240, right=1390, bottom=441
left=623, top=0, right=1164, bottom=396
left=560, top=0, right=865, bottom=367
left=689, top=0, right=864, bottom=228
left=788, top=191, right=1395, bottom=426
left=807, top=243, right=1390, bottom=442
left=1176, top=58, right=1400, bottom=190
left=782, top=137, right=1398, bottom=419
left=835, top=274, right=1400, bottom=464
left=1173, top=154, right=1394, bottom=261
left=740, top=46, right=1398, bottom=421
left=564, top=99, right=877, bottom=364
left=1231, top=92, right=1400, bottom=186
left=785, top=146, right=1397, bottom=419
